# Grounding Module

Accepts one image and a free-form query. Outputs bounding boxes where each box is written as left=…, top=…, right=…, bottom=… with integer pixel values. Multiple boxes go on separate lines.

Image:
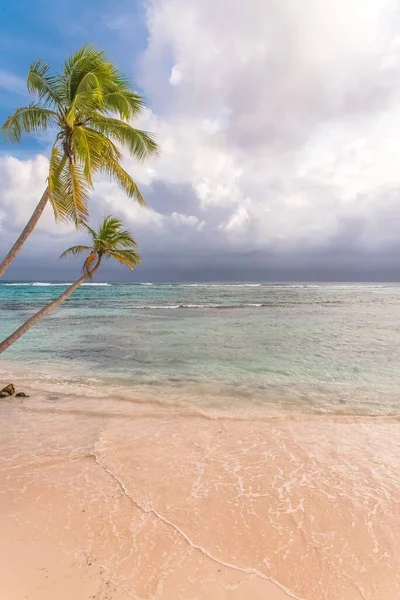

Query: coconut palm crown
left=0, top=44, right=157, bottom=277
left=61, top=215, right=141, bottom=276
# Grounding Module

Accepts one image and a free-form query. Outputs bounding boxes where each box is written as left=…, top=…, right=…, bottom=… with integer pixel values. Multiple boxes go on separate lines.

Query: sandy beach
left=1, top=370, right=399, bottom=600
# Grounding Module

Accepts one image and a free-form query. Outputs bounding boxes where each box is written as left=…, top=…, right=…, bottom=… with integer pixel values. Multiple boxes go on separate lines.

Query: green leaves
left=62, top=159, right=91, bottom=225
left=94, top=216, right=141, bottom=271
left=90, top=116, right=158, bottom=161
left=61, top=216, right=141, bottom=275
left=27, top=60, right=62, bottom=107
left=71, top=127, right=93, bottom=183
left=2, top=43, right=159, bottom=229
left=59, top=245, right=92, bottom=259
left=48, top=145, right=69, bottom=221
left=102, top=158, right=145, bottom=205
left=109, top=249, right=141, bottom=270
left=2, top=104, right=57, bottom=143
left=63, top=45, right=107, bottom=104
left=102, top=91, right=146, bottom=120
left=48, top=144, right=90, bottom=225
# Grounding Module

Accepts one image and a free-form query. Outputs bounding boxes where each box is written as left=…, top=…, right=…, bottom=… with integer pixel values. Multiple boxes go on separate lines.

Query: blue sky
left=2, top=0, right=400, bottom=281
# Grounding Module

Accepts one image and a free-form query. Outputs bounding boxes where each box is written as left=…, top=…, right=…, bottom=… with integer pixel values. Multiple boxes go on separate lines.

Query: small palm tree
left=0, top=216, right=140, bottom=354
left=0, top=44, right=157, bottom=277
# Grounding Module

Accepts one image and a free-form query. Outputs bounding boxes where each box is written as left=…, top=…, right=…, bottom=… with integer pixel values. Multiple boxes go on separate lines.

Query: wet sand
left=0, top=375, right=399, bottom=600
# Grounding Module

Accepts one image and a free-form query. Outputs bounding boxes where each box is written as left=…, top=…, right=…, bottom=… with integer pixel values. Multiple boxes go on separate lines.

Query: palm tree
left=0, top=44, right=157, bottom=277
left=0, top=216, right=140, bottom=354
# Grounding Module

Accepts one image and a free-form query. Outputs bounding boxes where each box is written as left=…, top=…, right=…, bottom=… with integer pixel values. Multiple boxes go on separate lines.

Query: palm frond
left=65, top=63, right=124, bottom=124
left=63, top=45, right=135, bottom=110
left=60, top=245, right=93, bottom=259
left=1, top=104, right=57, bottom=142
left=83, top=223, right=97, bottom=238
left=64, top=44, right=103, bottom=75
left=101, top=90, right=145, bottom=120
left=91, top=116, right=158, bottom=160
left=65, top=92, right=104, bottom=127
left=74, top=70, right=105, bottom=98
left=104, top=90, right=146, bottom=119
left=103, top=92, right=131, bottom=119
left=63, top=44, right=106, bottom=103
left=72, top=127, right=93, bottom=183
left=27, top=60, right=63, bottom=107
left=113, top=232, right=138, bottom=248
left=48, top=145, right=69, bottom=221
left=60, top=159, right=92, bottom=225
left=74, top=62, right=128, bottom=97
left=97, top=61, right=131, bottom=93
left=72, top=126, right=123, bottom=177
left=108, top=248, right=141, bottom=270
left=82, top=127, right=123, bottom=162
left=97, top=215, right=123, bottom=241
left=101, top=158, right=145, bottom=206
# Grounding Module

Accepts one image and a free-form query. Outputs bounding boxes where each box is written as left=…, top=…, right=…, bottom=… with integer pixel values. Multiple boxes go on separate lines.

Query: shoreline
left=1, top=358, right=399, bottom=420
left=1, top=368, right=400, bottom=599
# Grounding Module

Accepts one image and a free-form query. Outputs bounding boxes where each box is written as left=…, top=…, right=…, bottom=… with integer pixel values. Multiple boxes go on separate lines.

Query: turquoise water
left=1, top=282, right=400, bottom=414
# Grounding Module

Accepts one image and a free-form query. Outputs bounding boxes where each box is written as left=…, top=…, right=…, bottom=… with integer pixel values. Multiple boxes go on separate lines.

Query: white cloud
left=3, top=0, right=400, bottom=277
left=171, top=211, right=205, bottom=230
left=169, top=64, right=183, bottom=85
left=0, top=153, right=207, bottom=264
left=135, top=0, right=400, bottom=252
left=221, top=206, right=250, bottom=233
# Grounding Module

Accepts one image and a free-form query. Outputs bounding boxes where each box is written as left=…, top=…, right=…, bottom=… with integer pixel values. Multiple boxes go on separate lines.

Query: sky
left=1, top=0, right=400, bottom=281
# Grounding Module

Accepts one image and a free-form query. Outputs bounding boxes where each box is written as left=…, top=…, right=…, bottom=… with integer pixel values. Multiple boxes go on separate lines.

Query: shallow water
left=1, top=282, right=400, bottom=415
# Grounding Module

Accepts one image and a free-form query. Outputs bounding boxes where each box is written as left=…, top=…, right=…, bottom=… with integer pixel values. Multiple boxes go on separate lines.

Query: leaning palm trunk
left=0, top=188, right=50, bottom=277
left=0, top=152, right=68, bottom=278
left=0, top=259, right=100, bottom=354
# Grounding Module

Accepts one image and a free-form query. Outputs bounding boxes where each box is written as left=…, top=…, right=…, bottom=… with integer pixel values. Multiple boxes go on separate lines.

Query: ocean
left=1, top=281, right=400, bottom=415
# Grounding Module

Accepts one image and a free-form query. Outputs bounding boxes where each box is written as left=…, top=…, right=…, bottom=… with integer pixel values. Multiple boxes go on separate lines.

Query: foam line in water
left=32, top=282, right=73, bottom=286
left=3, top=282, right=111, bottom=286
left=181, top=283, right=261, bottom=288
left=134, top=303, right=268, bottom=309
left=3, top=282, right=71, bottom=286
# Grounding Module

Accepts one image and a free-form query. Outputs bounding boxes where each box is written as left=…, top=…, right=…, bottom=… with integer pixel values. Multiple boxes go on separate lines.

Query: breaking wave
left=3, top=282, right=111, bottom=287
left=133, top=303, right=267, bottom=310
